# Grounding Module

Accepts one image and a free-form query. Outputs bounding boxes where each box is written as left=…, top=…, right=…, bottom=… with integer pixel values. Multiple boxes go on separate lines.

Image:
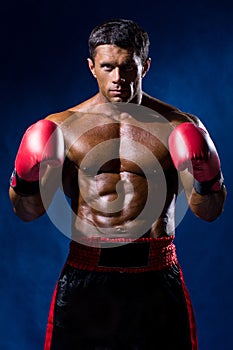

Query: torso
left=47, top=93, right=195, bottom=238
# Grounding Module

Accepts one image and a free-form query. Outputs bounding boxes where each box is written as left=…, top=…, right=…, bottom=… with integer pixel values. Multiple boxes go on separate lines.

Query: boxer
left=9, top=19, right=226, bottom=350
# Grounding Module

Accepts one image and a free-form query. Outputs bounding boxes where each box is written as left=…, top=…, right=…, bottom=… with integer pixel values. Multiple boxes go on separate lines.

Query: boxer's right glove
left=10, top=119, right=64, bottom=196
left=168, top=122, right=224, bottom=195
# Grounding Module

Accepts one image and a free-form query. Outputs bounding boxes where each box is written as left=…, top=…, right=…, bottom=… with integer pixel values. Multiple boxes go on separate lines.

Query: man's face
left=88, top=45, right=150, bottom=104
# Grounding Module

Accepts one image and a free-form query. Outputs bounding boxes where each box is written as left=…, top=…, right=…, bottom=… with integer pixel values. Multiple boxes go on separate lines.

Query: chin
left=111, top=96, right=131, bottom=103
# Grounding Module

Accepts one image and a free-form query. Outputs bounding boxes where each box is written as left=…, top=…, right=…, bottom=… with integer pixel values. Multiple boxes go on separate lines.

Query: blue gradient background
left=1, top=1, right=233, bottom=349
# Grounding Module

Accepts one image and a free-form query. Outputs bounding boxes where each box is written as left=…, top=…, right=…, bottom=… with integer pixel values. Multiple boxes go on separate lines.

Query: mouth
left=109, top=89, right=127, bottom=97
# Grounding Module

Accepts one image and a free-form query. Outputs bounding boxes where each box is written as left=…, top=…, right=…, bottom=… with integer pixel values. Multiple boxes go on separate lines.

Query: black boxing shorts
left=44, top=236, right=198, bottom=350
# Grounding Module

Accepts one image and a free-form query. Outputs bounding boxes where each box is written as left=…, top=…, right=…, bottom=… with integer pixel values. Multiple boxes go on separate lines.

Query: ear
left=87, top=58, right=96, bottom=78
left=142, top=57, right=151, bottom=78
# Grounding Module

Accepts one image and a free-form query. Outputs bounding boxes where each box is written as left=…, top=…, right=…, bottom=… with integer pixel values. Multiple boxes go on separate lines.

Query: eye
left=101, top=64, right=114, bottom=71
left=121, top=64, right=134, bottom=72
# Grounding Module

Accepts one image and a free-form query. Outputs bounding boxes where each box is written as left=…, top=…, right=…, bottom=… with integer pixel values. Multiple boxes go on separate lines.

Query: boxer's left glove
left=10, top=119, right=65, bottom=196
left=168, top=122, right=224, bottom=195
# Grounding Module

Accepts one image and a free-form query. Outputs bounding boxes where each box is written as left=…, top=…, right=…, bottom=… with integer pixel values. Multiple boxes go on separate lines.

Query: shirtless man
left=9, top=19, right=226, bottom=350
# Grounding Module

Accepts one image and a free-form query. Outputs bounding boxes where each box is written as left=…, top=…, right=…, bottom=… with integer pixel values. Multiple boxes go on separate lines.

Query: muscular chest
left=63, top=115, right=172, bottom=175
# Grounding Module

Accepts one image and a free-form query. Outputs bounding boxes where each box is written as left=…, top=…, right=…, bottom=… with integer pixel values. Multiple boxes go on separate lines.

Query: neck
left=95, top=91, right=143, bottom=106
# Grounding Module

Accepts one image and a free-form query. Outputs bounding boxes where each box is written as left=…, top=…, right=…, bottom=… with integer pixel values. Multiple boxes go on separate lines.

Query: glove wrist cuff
left=194, top=171, right=224, bottom=195
left=10, top=169, right=40, bottom=196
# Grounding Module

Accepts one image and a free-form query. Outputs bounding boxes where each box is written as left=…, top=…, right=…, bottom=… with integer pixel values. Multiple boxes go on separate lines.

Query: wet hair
left=88, top=19, right=150, bottom=64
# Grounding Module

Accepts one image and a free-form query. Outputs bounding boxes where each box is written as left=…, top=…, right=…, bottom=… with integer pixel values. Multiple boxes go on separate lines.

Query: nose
left=112, top=68, right=125, bottom=83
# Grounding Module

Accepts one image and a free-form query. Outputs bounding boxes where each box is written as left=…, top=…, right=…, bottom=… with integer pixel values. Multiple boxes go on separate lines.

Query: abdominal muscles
left=73, top=170, right=168, bottom=239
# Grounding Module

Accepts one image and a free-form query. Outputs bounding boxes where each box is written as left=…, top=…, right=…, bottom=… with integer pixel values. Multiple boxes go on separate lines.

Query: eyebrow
left=99, top=62, right=113, bottom=66
left=99, top=59, right=135, bottom=67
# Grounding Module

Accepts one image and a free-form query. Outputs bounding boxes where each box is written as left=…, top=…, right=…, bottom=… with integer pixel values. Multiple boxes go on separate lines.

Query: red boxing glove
left=168, top=122, right=224, bottom=195
left=10, top=119, right=64, bottom=195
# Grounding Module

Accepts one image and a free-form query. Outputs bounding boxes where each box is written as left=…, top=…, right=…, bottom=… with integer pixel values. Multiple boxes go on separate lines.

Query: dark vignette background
left=1, top=0, right=233, bottom=349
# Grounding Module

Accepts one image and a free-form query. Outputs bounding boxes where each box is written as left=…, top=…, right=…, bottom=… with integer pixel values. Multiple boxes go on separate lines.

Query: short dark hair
left=88, top=19, right=150, bottom=63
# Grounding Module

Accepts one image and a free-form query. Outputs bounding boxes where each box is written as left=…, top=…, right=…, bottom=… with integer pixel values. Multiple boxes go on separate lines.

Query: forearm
left=9, top=119, right=65, bottom=222
left=181, top=170, right=227, bottom=221
left=188, top=186, right=227, bottom=222
left=9, top=166, right=62, bottom=222
left=169, top=121, right=227, bottom=222
left=9, top=187, right=46, bottom=221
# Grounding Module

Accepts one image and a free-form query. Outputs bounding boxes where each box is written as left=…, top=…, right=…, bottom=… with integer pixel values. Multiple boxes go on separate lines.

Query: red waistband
left=66, top=236, right=178, bottom=273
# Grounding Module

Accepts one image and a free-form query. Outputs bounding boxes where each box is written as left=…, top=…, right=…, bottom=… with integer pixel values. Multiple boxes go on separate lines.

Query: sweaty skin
left=9, top=45, right=226, bottom=237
